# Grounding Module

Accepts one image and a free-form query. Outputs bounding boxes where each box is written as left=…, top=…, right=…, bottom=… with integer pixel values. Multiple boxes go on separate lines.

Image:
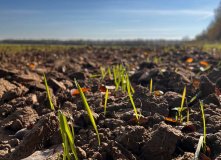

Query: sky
left=0, top=0, right=220, bottom=40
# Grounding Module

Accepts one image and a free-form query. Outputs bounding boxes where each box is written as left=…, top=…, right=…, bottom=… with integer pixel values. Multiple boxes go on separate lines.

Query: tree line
left=196, top=1, right=221, bottom=42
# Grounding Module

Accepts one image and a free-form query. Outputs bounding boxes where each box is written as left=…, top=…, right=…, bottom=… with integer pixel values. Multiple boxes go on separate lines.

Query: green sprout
left=108, top=67, right=112, bottom=77
left=172, top=86, right=187, bottom=123
left=188, top=91, right=201, bottom=105
left=58, top=110, right=78, bottom=160
left=100, top=66, right=105, bottom=77
left=175, top=68, right=178, bottom=72
left=43, top=73, right=55, bottom=110
left=187, top=108, right=189, bottom=126
left=126, top=74, right=140, bottom=123
left=74, top=79, right=100, bottom=146
left=90, top=74, right=101, bottom=78
left=154, top=56, right=158, bottom=63
left=200, top=100, right=206, bottom=154
left=100, top=66, right=108, bottom=81
left=218, top=61, right=221, bottom=67
left=104, top=89, right=108, bottom=116
left=113, top=66, right=117, bottom=86
left=150, top=78, right=153, bottom=93
left=194, top=136, right=204, bottom=160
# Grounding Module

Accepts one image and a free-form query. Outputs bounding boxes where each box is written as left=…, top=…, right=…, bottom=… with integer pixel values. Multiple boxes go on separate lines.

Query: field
left=0, top=44, right=221, bottom=160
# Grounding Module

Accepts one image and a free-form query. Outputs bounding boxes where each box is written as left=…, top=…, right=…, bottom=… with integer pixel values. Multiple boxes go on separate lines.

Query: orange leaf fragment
left=199, top=153, right=211, bottom=160
left=154, top=90, right=164, bottom=96
left=71, top=88, right=91, bottom=95
left=215, top=88, right=221, bottom=96
left=129, top=116, right=148, bottom=125
left=30, top=64, right=35, bottom=68
left=105, top=77, right=112, bottom=81
left=206, top=146, right=211, bottom=157
left=165, top=117, right=180, bottom=124
left=181, top=124, right=196, bottom=132
left=144, top=52, right=148, bottom=55
left=99, top=84, right=106, bottom=92
left=200, top=61, right=208, bottom=66
left=193, top=81, right=200, bottom=89
left=186, top=58, right=193, bottom=63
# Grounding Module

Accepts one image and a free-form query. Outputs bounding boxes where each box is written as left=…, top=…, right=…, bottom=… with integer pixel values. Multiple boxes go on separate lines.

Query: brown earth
left=0, top=46, right=221, bottom=160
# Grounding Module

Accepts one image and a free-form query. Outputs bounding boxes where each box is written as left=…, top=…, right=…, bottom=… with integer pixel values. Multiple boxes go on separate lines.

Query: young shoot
left=150, top=78, right=153, bottom=93
left=126, top=74, right=140, bottom=123
left=179, top=86, right=186, bottom=122
left=187, top=108, right=189, bottom=126
left=172, top=86, right=187, bottom=123
left=43, top=73, right=55, bottom=110
left=74, top=79, right=100, bottom=146
left=200, top=100, right=206, bottom=154
left=59, top=111, right=78, bottom=160
left=194, top=136, right=204, bottom=160
left=104, top=89, right=108, bottom=116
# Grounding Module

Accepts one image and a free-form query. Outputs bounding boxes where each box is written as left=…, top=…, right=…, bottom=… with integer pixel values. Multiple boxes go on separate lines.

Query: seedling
left=104, top=89, right=108, bottom=116
left=100, top=66, right=105, bottom=78
left=172, top=86, right=187, bottom=123
left=196, top=66, right=211, bottom=77
left=113, top=66, right=117, bottom=86
left=187, top=108, right=189, bottom=126
left=108, top=67, right=112, bottom=77
left=150, top=78, right=153, bottom=93
left=90, top=74, right=101, bottom=78
left=58, top=110, right=78, bottom=160
left=154, top=56, right=158, bottom=63
left=194, top=136, right=204, bottom=160
left=175, top=68, right=178, bottom=72
left=200, top=100, right=206, bottom=154
left=218, top=61, right=221, bottom=67
left=43, top=73, right=55, bottom=110
left=188, top=91, right=201, bottom=105
left=126, top=74, right=140, bottom=123
left=74, top=79, right=100, bottom=146
left=100, top=66, right=108, bottom=81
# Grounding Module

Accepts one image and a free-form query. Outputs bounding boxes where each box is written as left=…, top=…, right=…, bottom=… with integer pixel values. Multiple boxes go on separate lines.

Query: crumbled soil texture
left=0, top=46, right=221, bottom=160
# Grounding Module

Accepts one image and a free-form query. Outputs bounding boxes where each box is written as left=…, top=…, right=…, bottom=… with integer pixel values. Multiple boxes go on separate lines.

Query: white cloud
left=119, top=9, right=214, bottom=16
left=117, top=9, right=215, bottom=21
left=0, top=9, right=41, bottom=14
left=113, top=28, right=193, bottom=32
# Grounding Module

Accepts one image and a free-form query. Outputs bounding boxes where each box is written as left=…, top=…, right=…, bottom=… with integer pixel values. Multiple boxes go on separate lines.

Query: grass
left=150, top=78, right=153, bottom=93
left=187, top=108, right=189, bottom=126
left=200, top=100, right=206, bottom=154
left=43, top=73, right=55, bottom=110
left=126, top=74, right=140, bottom=123
left=59, top=110, right=78, bottom=160
left=188, top=91, right=201, bottom=105
left=104, top=89, right=108, bottom=116
left=194, top=136, right=204, bottom=160
left=172, top=86, right=187, bottom=123
left=44, top=74, right=78, bottom=159
left=74, top=79, right=100, bottom=146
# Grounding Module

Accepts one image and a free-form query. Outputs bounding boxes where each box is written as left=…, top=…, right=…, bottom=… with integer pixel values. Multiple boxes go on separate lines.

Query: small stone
left=76, top=146, right=87, bottom=159
left=47, top=78, right=66, bottom=92
left=69, top=72, right=86, bottom=80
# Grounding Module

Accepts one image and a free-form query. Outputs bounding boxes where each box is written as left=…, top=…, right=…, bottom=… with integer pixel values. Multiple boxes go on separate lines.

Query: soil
left=0, top=46, right=221, bottom=160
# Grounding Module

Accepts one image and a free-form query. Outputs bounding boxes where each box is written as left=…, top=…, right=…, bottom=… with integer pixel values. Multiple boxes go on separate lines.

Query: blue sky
left=0, top=0, right=220, bottom=40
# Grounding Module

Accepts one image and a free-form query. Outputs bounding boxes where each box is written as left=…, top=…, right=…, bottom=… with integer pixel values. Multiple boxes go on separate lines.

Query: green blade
left=43, top=73, right=55, bottom=110
left=104, top=89, right=108, bottom=116
left=74, top=79, right=100, bottom=146
left=126, top=74, right=138, bottom=121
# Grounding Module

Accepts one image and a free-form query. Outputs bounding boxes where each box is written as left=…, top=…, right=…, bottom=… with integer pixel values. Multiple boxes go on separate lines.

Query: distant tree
left=196, top=1, right=221, bottom=42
